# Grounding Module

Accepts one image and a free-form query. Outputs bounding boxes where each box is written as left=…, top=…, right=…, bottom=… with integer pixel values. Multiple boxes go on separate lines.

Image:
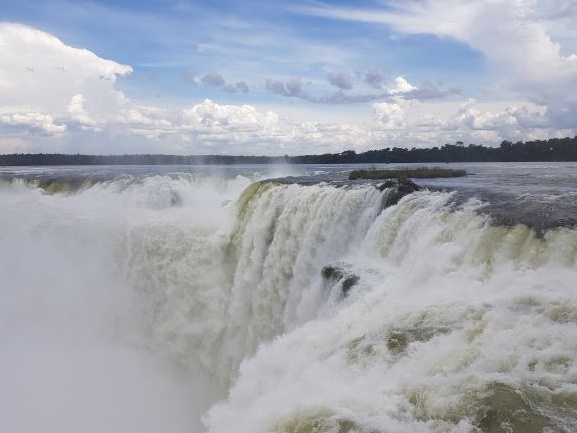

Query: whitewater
left=1, top=163, right=576, bottom=433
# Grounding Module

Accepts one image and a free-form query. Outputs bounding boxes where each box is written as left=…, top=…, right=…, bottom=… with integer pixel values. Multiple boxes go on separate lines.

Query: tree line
left=0, top=153, right=287, bottom=166
left=2, top=136, right=577, bottom=166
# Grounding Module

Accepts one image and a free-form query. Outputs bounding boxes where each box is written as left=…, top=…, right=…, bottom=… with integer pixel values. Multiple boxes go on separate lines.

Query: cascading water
left=0, top=173, right=254, bottom=433
left=1, top=166, right=576, bottom=433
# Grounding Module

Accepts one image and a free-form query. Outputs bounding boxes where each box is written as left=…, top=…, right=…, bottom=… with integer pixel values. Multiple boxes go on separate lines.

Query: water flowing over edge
left=1, top=173, right=576, bottom=433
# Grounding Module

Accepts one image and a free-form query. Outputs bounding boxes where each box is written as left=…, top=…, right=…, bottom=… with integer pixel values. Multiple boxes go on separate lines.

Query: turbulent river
left=1, top=162, right=576, bottom=433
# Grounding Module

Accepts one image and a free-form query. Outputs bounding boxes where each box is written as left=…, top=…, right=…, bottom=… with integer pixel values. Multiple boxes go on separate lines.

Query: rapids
left=0, top=164, right=576, bottom=433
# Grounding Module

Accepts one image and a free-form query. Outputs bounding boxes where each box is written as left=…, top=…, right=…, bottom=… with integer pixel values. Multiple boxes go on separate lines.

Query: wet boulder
left=321, top=264, right=360, bottom=298
left=378, top=176, right=422, bottom=208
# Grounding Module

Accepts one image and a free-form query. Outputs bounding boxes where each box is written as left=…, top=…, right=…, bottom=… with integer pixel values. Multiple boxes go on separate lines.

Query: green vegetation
left=0, top=153, right=286, bottom=166
left=349, top=167, right=467, bottom=180
left=3, top=136, right=577, bottom=166
left=293, top=136, right=577, bottom=164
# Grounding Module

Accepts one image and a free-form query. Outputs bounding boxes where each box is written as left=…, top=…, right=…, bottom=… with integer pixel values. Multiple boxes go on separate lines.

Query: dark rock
left=384, top=190, right=407, bottom=208
left=170, top=190, right=181, bottom=206
left=378, top=179, right=397, bottom=191
left=376, top=176, right=423, bottom=208
left=398, top=177, right=422, bottom=191
left=341, top=275, right=360, bottom=296
left=321, top=264, right=360, bottom=298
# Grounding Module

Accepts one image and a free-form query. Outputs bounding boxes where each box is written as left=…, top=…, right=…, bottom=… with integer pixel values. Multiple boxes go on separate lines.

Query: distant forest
left=2, top=136, right=577, bottom=166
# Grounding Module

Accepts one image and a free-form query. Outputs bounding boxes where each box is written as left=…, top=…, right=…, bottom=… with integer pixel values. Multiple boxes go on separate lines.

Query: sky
left=0, top=0, right=576, bottom=156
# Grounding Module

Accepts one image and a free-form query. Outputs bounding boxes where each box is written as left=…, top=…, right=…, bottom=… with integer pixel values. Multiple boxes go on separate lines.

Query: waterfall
left=1, top=173, right=576, bottom=433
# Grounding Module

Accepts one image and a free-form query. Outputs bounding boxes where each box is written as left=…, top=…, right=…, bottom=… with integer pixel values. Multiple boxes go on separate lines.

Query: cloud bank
left=299, top=0, right=577, bottom=132
left=0, top=16, right=575, bottom=156
left=0, top=22, right=132, bottom=136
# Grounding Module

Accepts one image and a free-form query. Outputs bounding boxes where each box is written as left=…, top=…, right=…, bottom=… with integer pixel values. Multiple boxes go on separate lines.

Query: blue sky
left=1, top=0, right=576, bottom=155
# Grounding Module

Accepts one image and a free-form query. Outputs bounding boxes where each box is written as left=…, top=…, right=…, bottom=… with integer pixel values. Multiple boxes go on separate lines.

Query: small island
left=349, top=167, right=467, bottom=180
left=348, top=167, right=467, bottom=208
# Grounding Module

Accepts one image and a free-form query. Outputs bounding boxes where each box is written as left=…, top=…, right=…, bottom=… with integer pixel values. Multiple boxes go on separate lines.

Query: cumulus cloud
left=176, top=99, right=385, bottom=154
left=299, top=0, right=577, bottom=130
left=0, top=22, right=131, bottom=137
left=373, top=98, right=418, bottom=129
left=119, top=103, right=174, bottom=139
left=182, top=99, right=279, bottom=132
left=0, top=109, right=66, bottom=135
left=1, top=22, right=573, bottom=155
left=389, top=76, right=416, bottom=94
left=1, top=22, right=379, bottom=155
left=369, top=97, right=563, bottom=146
left=443, top=99, right=550, bottom=139
left=67, top=94, right=98, bottom=129
left=327, top=70, right=353, bottom=90
left=0, top=23, right=131, bottom=110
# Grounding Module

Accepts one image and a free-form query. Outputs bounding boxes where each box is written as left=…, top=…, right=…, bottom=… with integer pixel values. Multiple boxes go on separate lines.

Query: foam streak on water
left=1, top=172, right=576, bottom=433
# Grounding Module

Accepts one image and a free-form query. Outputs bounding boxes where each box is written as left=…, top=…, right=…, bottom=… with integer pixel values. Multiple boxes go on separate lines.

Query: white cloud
left=443, top=99, right=552, bottom=140
left=300, top=0, right=577, bottom=130
left=120, top=105, right=174, bottom=139
left=389, top=76, right=417, bottom=95
left=0, top=21, right=574, bottom=155
left=175, top=100, right=381, bottom=154
left=373, top=98, right=418, bottom=129
left=371, top=98, right=568, bottom=146
left=0, top=108, right=66, bottom=135
left=182, top=99, right=279, bottom=133
left=0, top=22, right=131, bottom=136
left=67, top=94, right=98, bottom=129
